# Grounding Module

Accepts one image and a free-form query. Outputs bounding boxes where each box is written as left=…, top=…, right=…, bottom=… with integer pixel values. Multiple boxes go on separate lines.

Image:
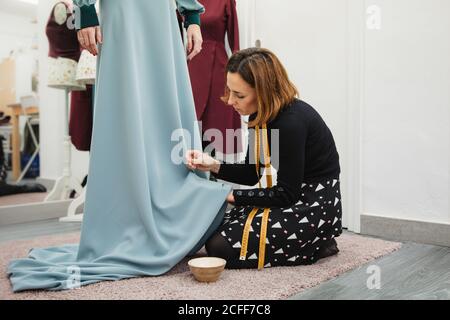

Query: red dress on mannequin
left=45, top=2, right=93, bottom=152
left=69, top=87, right=93, bottom=151
left=188, top=0, right=241, bottom=155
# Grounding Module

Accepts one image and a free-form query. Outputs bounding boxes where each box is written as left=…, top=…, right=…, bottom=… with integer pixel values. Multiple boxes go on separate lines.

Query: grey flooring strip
left=290, top=242, right=450, bottom=300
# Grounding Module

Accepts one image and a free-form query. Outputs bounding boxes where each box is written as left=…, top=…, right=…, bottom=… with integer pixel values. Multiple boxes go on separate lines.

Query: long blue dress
left=7, top=0, right=232, bottom=292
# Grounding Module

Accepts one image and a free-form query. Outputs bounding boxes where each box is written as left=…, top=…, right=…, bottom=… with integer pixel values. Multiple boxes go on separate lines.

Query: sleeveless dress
left=7, top=0, right=231, bottom=292
left=45, top=1, right=93, bottom=151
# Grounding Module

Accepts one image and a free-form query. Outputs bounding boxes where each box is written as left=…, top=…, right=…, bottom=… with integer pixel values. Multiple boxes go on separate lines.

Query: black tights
left=205, top=233, right=254, bottom=269
left=205, top=232, right=340, bottom=269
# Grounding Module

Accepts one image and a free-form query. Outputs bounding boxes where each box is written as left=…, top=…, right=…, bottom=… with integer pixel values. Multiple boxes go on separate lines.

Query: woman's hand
left=186, top=24, right=203, bottom=61
left=226, top=192, right=235, bottom=204
left=186, top=150, right=221, bottom=173
left=77, top=26, right=102, bottom=56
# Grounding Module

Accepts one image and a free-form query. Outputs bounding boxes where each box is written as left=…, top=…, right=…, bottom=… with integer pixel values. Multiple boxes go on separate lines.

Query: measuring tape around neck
left=239, top=124, right=272, bottom=269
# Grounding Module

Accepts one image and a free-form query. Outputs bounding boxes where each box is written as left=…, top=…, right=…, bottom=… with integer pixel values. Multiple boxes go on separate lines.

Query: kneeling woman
left=186, top=48, right=342, bottom=269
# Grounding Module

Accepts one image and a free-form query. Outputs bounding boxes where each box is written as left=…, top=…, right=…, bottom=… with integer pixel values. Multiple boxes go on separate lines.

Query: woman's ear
left=54, top=3, right=68, bottom=25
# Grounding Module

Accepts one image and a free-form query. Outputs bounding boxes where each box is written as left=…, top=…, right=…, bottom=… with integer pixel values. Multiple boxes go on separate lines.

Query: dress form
left=45, top=1, right=85, bottom=208
left=61, top=50, right=96, bottom=222
left=47, top=2, right=85, bottom=91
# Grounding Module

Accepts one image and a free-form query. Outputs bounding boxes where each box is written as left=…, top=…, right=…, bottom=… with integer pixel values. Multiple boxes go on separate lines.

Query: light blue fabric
left=7, top=0, right=231, bottom=292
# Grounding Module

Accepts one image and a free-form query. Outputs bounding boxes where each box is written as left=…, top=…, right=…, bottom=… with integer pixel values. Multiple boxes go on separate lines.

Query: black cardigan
left=213, top=99, right=341, bottom=208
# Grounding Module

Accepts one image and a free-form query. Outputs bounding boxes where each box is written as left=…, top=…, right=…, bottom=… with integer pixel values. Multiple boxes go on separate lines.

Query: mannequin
left=44, top=1, right=88, bottom=202
left=65, top=50, right=97, bottom=220
left=188, top=0, right=242, bottom=159
left=47, top=0, right=94, bottom=152
left=46, top=1, right=85, bottom=91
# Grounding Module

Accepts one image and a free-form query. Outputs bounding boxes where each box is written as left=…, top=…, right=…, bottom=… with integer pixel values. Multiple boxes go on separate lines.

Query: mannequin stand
left=62, top=188, right=85, bottom=222
left=45, top=89, right=84, bottom=221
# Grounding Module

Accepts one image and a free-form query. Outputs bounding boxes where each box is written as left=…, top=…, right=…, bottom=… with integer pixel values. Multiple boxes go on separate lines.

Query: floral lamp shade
left=76, top=50, right=97, bottom=85
left=48, top=57, right=86, bottom=91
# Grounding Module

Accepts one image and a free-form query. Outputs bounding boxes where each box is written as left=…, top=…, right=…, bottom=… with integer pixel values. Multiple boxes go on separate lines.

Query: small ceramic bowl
left=188, top=257, right=227, bottom=283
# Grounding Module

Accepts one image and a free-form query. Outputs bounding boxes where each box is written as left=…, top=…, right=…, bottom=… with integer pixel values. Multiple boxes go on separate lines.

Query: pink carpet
left=0, top=232, right=401, bottom=300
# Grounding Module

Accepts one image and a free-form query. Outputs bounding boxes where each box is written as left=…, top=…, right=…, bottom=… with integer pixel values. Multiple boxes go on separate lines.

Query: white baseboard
left=0, top=200, right=83, bottom=226
left=361, top=213, right=450, bottom=247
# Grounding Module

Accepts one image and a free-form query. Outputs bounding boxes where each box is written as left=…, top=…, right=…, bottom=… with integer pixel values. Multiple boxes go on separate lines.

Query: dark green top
left=76, top=5, right=201, bottom=30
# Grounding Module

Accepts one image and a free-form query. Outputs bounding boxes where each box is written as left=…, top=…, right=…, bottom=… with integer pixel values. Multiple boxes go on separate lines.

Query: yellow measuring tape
left=239, top=124, right=273, bottom=269
left=255, top=125, right=261, bottom=189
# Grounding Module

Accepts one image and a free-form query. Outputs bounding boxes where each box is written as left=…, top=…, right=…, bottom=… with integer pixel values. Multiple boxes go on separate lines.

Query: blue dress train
left=7, top=0, right=231, bottom=292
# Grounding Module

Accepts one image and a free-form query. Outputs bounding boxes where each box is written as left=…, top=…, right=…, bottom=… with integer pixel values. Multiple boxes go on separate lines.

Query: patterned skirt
left=216, top=177, right=343, bottom=268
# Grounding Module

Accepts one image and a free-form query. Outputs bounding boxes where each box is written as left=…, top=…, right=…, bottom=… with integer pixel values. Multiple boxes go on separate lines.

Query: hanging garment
left=7, top=0, right=231, bottom=292
left=188, top=0, right=242, bottom=155
left=46, top=1, right=93, bottom=151
left=69, top=85, right=93, bottom=151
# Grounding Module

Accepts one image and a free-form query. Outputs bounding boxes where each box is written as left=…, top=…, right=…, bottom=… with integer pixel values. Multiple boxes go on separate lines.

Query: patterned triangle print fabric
left=218, top=178, right=343, bottom=268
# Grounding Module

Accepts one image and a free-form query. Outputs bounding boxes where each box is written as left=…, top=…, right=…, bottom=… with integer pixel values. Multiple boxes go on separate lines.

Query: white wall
left=253, top=0, right=449, bottom=231
left=14, top=53, right=35, bottom=101
left=363, top=0, right=450, bottom=224
left=0, top=11, right=36, bottom=102
left=254, top=0, right=351, bottom=226
left=37, top=0, right=89, bottom=183
left=236, top=0, right=256, bottom=49
left=0, top=11, right=35, bottom=60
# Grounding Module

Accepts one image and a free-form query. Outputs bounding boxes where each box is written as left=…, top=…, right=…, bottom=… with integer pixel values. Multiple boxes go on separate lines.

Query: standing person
left=188, top=0, right=242, bottom=157
left=186, top=48, right=343, bottom=269
left=8, top=0, right=232, bottom=292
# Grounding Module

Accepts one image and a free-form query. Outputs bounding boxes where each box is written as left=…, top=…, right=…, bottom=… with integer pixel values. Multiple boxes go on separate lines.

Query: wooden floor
left=1, top=219, right=449, bottom=300
left=291, top=242, right=450, bottom=300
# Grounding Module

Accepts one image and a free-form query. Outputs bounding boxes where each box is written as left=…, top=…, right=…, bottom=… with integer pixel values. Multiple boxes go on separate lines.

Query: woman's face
left=226, top=72, right=258, bottom=116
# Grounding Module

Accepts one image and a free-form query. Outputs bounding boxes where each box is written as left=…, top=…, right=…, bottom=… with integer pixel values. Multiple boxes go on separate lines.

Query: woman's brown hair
left=222, top=47, right=299, bottom=128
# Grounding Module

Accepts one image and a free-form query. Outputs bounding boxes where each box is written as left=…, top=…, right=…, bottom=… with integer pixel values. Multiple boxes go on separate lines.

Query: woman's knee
left=205, top=233, right=234, bottom=260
